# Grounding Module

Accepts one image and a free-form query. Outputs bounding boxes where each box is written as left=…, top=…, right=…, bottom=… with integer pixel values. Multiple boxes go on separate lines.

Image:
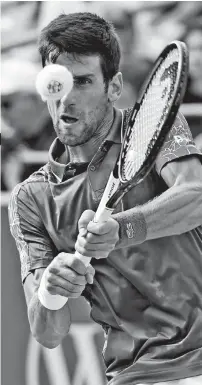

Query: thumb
left=78, top=210, right=95, bottom=233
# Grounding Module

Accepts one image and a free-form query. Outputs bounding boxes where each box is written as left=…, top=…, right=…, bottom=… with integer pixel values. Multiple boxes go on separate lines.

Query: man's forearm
left=113, top=182, right=202, bottom=248
left=24, top=271, right=71, bottom=349
left=28, top=292, right=71, bottom=349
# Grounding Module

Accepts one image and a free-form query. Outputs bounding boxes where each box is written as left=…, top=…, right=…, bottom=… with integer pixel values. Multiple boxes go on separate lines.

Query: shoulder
left=8, top=163, right=50, bottom=216
left=155, top=112, right=202, bottom=175
left=11, top=164, right=49, bottom=197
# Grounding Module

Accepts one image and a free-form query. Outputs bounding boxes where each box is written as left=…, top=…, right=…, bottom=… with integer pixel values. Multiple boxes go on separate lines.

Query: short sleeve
left=8, top=183, right=57, bottom=283
left=155, top=111, right=202, bottom=175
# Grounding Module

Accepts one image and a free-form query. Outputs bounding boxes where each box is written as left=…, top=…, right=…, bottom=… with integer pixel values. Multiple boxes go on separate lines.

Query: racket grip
left=94, top=206, right=114, bottom=223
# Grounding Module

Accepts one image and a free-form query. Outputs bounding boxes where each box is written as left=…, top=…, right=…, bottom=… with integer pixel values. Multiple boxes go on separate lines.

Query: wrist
left=113, top=208, right=147, bottom=248
left=38, top=270, right=68, bottom=310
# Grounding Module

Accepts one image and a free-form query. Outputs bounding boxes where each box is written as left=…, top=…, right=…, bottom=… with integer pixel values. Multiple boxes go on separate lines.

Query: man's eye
left=75, top=78, right=92, bottom=86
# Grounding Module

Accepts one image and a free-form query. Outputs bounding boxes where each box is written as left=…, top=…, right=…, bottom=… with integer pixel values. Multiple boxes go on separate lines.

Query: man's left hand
left=75, top=210, right=119, bottom=259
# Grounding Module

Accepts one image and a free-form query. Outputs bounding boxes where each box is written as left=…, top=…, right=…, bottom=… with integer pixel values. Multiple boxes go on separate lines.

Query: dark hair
left=38, top=12, right=121, bottom=87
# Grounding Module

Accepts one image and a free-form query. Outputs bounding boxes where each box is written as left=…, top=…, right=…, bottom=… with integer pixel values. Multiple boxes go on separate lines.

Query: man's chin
left=57, top=134, right=87, bottom=147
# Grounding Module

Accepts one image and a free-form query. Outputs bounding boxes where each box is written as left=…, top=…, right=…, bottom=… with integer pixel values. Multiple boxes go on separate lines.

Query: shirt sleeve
left=155, top=111, right=202, bottom=175
left=8, top=183, right=57, bottom=283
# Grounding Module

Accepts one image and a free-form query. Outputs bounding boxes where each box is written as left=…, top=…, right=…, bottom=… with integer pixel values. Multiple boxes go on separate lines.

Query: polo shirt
left=9, top=107, right=202, bottom=384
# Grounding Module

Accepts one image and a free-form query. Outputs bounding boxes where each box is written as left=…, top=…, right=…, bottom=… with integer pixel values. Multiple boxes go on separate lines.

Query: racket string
left=121, top=48, right=179, bottom=181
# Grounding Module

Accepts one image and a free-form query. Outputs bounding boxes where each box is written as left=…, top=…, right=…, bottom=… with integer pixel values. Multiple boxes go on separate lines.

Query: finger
left=85, top=272, right=94, bottom=284
left=85, top=264, right=95, bottom=284
left=46, top=284, right=85, bottom=298
left=47, top=268, right=87, bottom=286
left=86, top=231, right=117, bottom=244
left=78, top=231, right=114, bottom=245
left=56, top=253, right=87, bottom=275
left=86, top=264, right=95, bottom=277
left=87, top=218, right=119, bottom=235
left=75, top=242, right=112, bottom=258
left=75, top=235, right=115, bottom=251
left=78, top=210, right=95, bottom=232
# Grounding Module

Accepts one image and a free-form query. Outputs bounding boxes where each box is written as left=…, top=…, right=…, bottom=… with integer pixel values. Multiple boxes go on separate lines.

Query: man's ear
left=108, top=72, right=123, bottom=103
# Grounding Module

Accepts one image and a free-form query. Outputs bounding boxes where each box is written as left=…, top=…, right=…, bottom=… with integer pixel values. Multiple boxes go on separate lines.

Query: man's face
left=49, top=53, right=111, bottom=146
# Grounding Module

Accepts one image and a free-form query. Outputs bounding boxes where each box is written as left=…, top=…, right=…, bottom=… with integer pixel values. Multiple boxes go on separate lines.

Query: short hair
left=38, top=12, right=121, bottom=86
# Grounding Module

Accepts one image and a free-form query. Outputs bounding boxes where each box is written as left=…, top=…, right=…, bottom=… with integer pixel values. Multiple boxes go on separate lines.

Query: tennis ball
left=35, top=64, right=73, bottom=101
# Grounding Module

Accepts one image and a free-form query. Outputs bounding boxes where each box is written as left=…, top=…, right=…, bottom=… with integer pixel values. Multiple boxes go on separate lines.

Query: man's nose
left=60, top=85, right=77, bottom=106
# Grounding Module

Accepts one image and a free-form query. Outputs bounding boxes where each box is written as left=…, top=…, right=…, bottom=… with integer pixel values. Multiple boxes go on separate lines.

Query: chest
left=35, top=165, right=164, bottom=254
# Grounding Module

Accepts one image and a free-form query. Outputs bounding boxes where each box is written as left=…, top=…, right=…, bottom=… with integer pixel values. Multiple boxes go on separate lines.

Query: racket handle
left=94, top=206, right=114, bottom=222
left=74, top=171, right=118, bottom=266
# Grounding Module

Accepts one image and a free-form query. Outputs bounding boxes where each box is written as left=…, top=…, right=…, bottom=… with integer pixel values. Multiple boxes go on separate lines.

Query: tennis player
left=9, top=13, right=202, bottom=385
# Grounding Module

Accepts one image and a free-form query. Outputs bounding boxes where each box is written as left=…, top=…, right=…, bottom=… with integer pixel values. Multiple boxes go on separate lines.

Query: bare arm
left=75, top=156, right=202, bottom=258
left=8, top=184, right=94, bottom=348
left=24, top=268, right=71, bottom=349
left=142, top=156, right=202, bottom=238
left=114, top=156, right=202, bottom=247
left=75, top=112, right=202, bottom=256
left=23, top=254, right=94, bottom=349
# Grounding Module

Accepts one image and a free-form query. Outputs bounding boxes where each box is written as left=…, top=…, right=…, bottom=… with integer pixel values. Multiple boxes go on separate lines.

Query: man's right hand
left=41, top=252, right=95, bottom=298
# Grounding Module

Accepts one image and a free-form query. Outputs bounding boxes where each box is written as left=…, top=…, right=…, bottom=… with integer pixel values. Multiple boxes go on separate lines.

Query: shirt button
left=102, top=145, right=108, bottom=152
left=90, top=165, right=96, bottom=171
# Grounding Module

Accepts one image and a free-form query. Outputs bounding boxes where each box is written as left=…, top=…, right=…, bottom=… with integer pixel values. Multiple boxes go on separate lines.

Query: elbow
left=188, top=183, right=202, bottom=228
left=31, top=328, right=63, bottom=349
left=192, top=183, right=202, bottom=225
left=28, top=314, right=70, bottom=349
left=27, top=293, right=71, bottom=349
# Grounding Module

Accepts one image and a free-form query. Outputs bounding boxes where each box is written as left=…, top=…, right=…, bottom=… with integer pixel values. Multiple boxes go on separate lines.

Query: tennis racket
left=75, top=40, right=189, bottom=266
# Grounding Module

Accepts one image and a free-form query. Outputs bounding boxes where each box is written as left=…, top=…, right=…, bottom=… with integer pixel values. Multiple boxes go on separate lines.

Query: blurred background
left=1, top=1, right=202, bottom=385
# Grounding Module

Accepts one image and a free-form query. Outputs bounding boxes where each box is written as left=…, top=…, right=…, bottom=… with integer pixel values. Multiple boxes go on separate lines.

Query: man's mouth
left=60, top=114, right=78, bottom=124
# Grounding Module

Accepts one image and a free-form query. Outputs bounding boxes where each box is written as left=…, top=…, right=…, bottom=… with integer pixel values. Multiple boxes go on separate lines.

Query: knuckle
left=77, top=246, right=85, bottom=255
left=70, top=256, right=86, bottom=275
left=95, top=252, right=106, bottom=260
left=72, top=275, right=79, bottom=285
left=48, top=265, right=58, bottom=275
left=56, top=253, right=64, bottom=265
left=115, top=233, right=119, bottom=243
left=82, top=238, right=87, bottom=247
left=46, top=282, right=52, bottom=292
left=46, top=271, right=53, bottom=283
left=87, top=265, right=95, bottom=275
left=86, top=232, right=93, bottom=242
left=75, top=240, right=79, bottom=250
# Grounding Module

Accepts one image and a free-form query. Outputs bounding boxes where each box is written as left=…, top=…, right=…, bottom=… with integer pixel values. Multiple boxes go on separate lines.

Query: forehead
left=53, top=53, right=102, bottom=76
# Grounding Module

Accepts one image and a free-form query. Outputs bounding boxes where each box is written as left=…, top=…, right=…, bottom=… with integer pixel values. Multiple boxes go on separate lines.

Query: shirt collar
left=48, top=107, right=123, bottom=181
left=49, top=139, right=68, bottom=181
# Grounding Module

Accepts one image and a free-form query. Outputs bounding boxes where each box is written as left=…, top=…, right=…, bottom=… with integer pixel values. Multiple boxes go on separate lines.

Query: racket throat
left=106, top=187, right=126, bottom=209
left=94, top=171, right=120, bottom=222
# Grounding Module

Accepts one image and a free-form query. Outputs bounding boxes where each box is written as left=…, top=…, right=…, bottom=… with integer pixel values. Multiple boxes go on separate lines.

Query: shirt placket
left=88, top=141, right=121, bottom=202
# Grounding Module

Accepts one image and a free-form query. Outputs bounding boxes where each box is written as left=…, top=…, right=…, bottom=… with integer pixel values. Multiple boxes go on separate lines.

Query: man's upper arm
left=155, top=111, right=202, bottom=187
left=160, top=156, right=202, bottom=188
left=8, top=183, right=57, bottom=283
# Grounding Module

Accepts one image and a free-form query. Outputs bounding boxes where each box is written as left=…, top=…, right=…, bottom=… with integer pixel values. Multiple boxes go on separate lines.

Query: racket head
left=118, top=40, right=189, bottom=188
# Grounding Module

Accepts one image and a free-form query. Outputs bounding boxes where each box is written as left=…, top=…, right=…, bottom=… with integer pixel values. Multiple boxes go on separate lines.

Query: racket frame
left=105, top=41, right=189, bottom=209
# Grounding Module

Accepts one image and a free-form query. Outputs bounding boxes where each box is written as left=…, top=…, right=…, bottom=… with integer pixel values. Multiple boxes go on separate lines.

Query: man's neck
left=66, top=108, right=114, bottom=164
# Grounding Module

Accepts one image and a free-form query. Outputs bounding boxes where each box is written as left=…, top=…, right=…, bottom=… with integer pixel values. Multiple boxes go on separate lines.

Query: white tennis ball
left=35, top=64, right=73, bottom=101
